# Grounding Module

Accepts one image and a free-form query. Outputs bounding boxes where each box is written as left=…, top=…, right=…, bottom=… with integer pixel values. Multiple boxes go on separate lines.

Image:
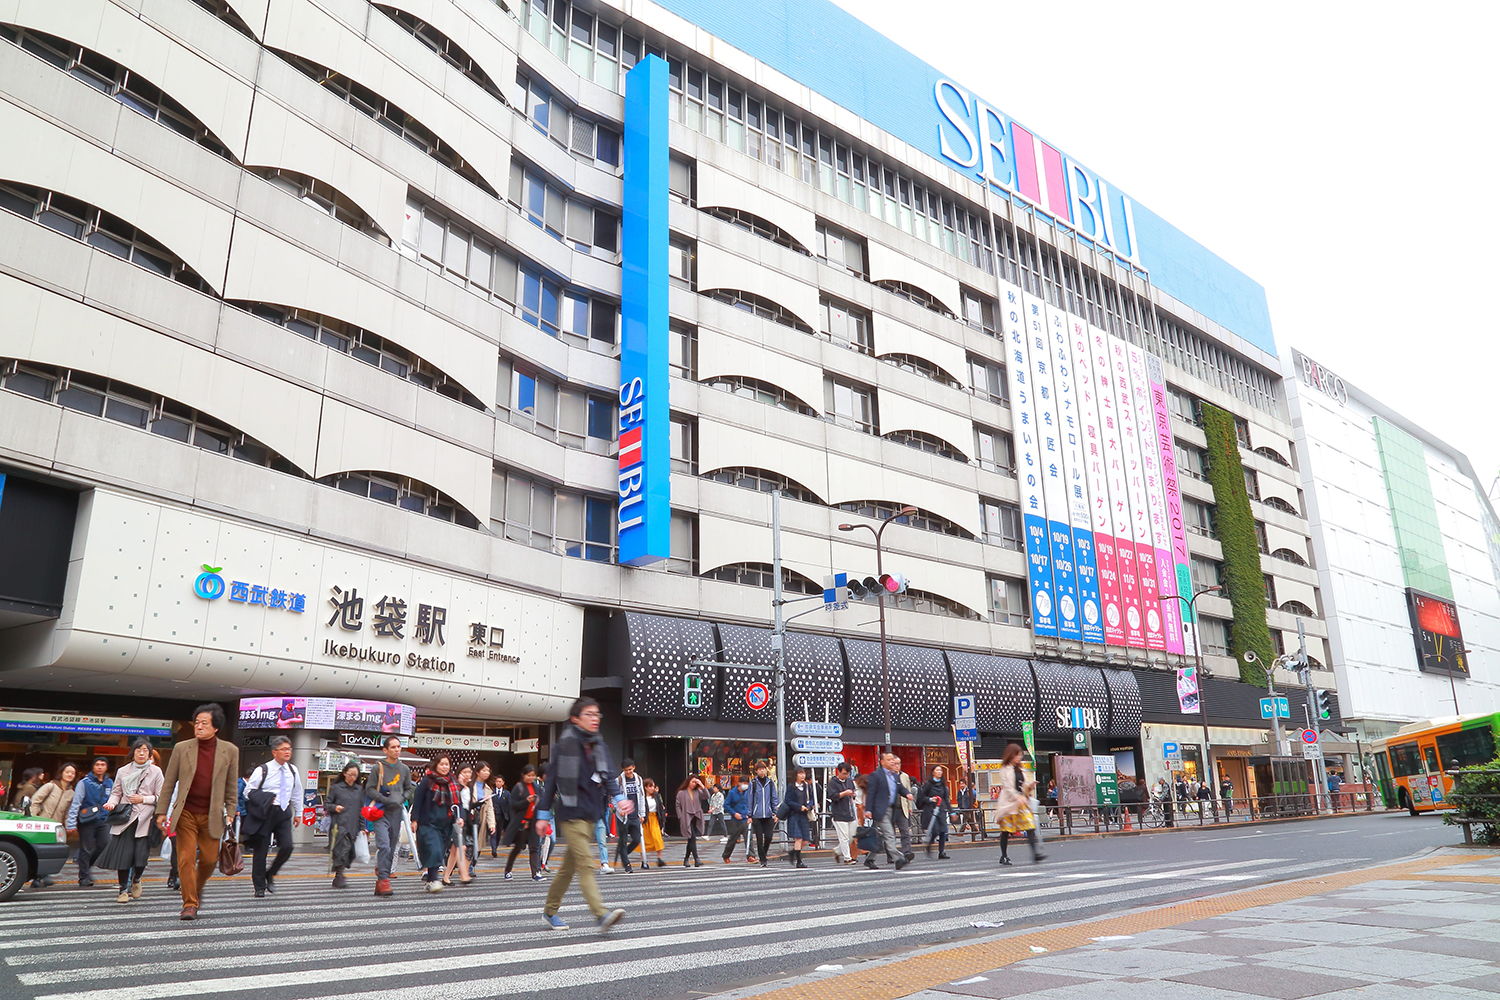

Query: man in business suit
left=156, top=703, right=240, bottom=921
left=864, top=752, right=912, bottom=871
left=242, top=735, right=303, bottom=898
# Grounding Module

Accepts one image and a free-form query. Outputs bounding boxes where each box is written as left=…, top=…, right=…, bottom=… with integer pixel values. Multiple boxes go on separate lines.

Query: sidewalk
left=708, top=847, right=1500, bottom=1000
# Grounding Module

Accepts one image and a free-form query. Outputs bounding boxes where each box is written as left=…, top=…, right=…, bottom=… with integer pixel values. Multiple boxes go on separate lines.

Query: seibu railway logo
left=618, top=376, right=647, bottom=532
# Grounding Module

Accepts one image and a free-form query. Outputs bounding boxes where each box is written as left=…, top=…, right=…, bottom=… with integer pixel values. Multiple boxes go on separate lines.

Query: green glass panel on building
left=1372, top=415, right=1453, bottom=599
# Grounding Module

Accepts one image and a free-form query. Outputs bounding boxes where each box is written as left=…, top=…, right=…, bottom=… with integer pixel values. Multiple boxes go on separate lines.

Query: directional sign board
left=953, top=693, right=978, bottom=742
left=793, top=737, right=843, bottom=753
left=790, top=721, right=842, bottom=738
left=1261, top=697, right=1290, bottom=719
left=794, top=753, right=844, bottom=768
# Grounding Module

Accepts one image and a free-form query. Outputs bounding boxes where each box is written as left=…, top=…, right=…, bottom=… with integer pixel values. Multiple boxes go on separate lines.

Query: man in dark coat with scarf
left=535, top=697, right=632, bottom=931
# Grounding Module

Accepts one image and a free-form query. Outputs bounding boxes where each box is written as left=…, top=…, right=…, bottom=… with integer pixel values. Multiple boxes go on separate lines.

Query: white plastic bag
left=354, top=831, right=371, bottom=865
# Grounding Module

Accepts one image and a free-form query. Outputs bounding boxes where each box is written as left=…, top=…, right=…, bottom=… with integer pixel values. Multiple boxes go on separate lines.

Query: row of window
left=321, top=471, right=479, bottom=527
left=507, top=160, right=619, bottom=257
left=490, top=466, right=619, bottom=563
left=495, top=357, right=616, bottom=454
left=515, top=71, right=622, bottom=169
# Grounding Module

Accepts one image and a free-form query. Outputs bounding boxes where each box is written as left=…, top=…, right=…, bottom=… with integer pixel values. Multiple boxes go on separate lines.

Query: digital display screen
left=1406, top=588, right=1468, bottom=676
left=238, top=697, right=414, bottom=733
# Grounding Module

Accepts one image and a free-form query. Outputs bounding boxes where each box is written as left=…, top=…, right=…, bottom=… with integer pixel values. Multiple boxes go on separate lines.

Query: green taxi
left=0, top=810, right=68, bottom=900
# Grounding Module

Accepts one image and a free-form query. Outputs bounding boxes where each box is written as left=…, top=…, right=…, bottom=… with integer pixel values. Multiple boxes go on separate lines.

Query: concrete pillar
left=290, top=728, right=320, bottom=845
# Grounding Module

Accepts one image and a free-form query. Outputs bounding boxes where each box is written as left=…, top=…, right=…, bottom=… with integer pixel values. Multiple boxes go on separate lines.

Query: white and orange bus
left=1372, top=712, right=1499, bottom=814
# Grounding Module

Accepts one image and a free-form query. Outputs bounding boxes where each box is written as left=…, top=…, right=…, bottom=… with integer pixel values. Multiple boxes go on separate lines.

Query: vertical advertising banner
left=1000, top=282, right=1058, bottom=637
left=1070, top=319, right=1126, bottom=646
left=1024, top=292, right=1081, bottom=641
left=1046, top=305, right=1103, bottom=644
left=1109, top=336, right=1165, bottom=651
left=1146, top=354, right=1196, bottom=655
left=1127, top=343, right=1183, bottom=654
left=1091, top=328, right=1146, bottom=648
left=618, top=56, right=671, bottom=566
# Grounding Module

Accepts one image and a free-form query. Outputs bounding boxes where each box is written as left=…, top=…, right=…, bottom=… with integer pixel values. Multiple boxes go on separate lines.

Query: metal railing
left=1035, top=788, right=1381, bottom=835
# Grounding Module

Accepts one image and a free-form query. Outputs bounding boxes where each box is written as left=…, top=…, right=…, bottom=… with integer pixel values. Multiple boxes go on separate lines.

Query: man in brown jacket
left=155, top=703, right=240, bottom=920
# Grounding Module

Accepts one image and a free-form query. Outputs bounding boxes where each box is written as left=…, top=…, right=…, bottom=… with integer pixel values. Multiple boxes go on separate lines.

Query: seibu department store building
left=0, top=0, right=1325, bottom=787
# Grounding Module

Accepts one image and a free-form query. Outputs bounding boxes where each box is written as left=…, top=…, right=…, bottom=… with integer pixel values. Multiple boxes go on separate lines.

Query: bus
left=1372, top=712, right=1499, bottom=814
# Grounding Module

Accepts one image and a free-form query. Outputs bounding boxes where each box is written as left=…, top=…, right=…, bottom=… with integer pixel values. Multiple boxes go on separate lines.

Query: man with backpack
left=366, top=735, right=413, bottom=897
left=242, top=736, right=303, bottom=898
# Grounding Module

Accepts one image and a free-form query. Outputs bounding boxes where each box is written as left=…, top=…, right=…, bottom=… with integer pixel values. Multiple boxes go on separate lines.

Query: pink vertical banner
left=1128, top=343, right=1184, bottom=656
left=1093, top=328, right=1146, bottom=650
left=1110, top=335, right=1165, bottom=652
left=1147, top=353, right=1197, bottom=656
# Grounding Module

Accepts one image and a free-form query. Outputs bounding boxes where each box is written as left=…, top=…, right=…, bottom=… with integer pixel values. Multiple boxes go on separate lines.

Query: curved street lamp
left=1160, top=585, right=1222, bottom=810
left=839, top=506, right=917, bottom=752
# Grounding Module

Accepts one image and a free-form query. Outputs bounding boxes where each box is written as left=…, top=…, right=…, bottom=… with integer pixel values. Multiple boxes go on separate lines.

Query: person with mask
left=720, top=774, right=751, bottom=864
left=746, top=762, right=780, bottom=868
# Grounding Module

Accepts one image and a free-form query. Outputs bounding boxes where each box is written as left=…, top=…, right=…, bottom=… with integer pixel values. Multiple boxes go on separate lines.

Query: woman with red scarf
left=410, top=754, right=460, bottom=893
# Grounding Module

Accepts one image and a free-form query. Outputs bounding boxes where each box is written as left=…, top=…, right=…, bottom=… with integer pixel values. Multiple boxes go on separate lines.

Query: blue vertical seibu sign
left=618, top=56, right=671, bottom=566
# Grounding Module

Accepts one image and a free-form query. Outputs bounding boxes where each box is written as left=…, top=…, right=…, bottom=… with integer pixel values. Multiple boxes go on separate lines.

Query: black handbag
left=855, top=824, right=880, bottom=852
left=107, top=800, right=135, bottom=824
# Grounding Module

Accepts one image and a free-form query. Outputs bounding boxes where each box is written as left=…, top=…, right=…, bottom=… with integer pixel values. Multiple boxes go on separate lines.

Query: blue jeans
left=594, top=819, right=608, bottom=865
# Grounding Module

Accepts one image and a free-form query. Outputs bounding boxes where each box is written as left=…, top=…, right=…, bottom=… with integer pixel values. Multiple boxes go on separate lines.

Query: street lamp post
left=839, top=507, right=917, bottom=753
left=1160, top=585, right=1222, bottom=817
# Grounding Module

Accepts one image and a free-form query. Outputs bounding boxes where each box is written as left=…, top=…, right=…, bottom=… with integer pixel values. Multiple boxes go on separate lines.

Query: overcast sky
left=830, top=0, right=1500, bottom=490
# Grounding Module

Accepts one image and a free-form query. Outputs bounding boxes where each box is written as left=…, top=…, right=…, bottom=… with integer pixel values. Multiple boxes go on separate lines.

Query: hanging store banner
left=1091, top=327, right=1146, bottom=649
left=1069, top=317, right=1126, bottom=646
left=1108, top=335, right=1165, bottom=651
left=1024, top=291, right=1081, bottom=641
left=1176, top=665, right=1201, bottom=713
left=1127, top=342, right=1183, bottom=654
left=1000, top=281, right=1058, bottom=638
left=1145, top=354, right=1197, bottom=656
left=618, top=55, right=671, bottom=566
left=1045, top=304, right=1103, bottom=644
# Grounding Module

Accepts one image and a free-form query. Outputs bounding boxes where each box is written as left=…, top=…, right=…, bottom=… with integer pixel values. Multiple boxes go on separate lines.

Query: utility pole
left=771, top=490, right=787, bottom=800
left=1297, top=618, right=1324, bottom=813
left=1262, top=652, right=1283, bottom=754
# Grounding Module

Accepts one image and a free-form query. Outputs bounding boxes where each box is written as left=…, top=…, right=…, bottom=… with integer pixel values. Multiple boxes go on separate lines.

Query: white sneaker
left=599, top=864, right=613, bottom=874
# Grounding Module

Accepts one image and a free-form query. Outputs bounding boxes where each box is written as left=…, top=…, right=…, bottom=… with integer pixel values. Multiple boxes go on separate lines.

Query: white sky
left=830, top=0, right=1500, bottom=490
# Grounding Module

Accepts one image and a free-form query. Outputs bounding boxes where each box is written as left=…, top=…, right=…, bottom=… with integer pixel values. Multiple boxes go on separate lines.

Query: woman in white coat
left=994, top=743, right=1045, bottom=866
left=95, top=738, right=165, bottom=902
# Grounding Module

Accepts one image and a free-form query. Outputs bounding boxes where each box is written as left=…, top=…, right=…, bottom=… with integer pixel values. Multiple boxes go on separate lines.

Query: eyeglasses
left=578, top=710, right=602, bottom=718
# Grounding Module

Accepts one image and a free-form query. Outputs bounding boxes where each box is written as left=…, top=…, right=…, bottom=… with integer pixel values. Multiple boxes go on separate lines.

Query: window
left=968, top=355, right=1008, bottom=405
left=1, top=25, right=234, bottom=159
left=705, top=290, right=813, bottom=333
left=707, top=376, right=816, bottom=415
left=1, top=359, right=302, bottom=474
left=883, top=353, right=960, bottom=388
left=961, top=287, right=997, bottom=337
left=1263, top=574, right=1277, bottom=609
left=401, top=197, right=517, bottom=305
left=974, top=425, right=1016, bottom=476
left=1191, top=556, right=1223, bottom=594
left=508, top=160, right=618, bottom=257
left=252, top=169, right=387, bottom=241
left=665, top=510, right=697, bottom=575
left=669, top=322, right=697, bottom=379
left=704, top=468, right=820, bottom=504
left=814, top=222, right=867, bottom=278
left=1435, top=728, right=1497, bottom=771
left=874, top=279, right=954, bottom=318
left=668, top=235, right=696, bottom=289
left=669, top=156, right=695, bottom=205
left=1243, top=468, right=1260, bottom=501
left=491, top=467, right=614, bottom=560
left=0, top=181, right=211, bottom=291
left=881, top=588, right=980, bottom=620
left=515, top=70, right=621, bottom=167
left=836, top=501, right=970, bottom=538
left=1388, top=743, right=1422, bottom=778
left=1157, top=312, right=1280, bottom=417
left=373, top=6, right=507, bottom=103
left=1184, top=498, right=1216, bottom=537
left=241, top=303, right=484, bottom=409
left=1198, top=617, right=1229, bottom=656
left=987, top=575, right=1027, bottom=626
left=1255, top=445, right=1292, bottom=467
left=819, top=297, right=872, bottom=354
left=981, top=498, right=1023, bottom=550
left=1233, top=416, right=1251, bottom=449
left=321, top=471, right=478, bottom=527
left=885, top=429, right=964, bottom=462
left=280, top=52, right=496, bottom=195
left=1168, top=387, right=1200, bottom=426
left=669, top=413, right=696, bottom=474
left=1263, top=496, right=1299, bottom=516
left=704, top=207, right=808, bottom=255
left=704, top=562, right=821, bottom=595
left=824, top=376, right=877, bottom=434
left=1176, top=442, right=1208, bottom=480
left=1278, top=600, right=1316, bottom=618
left=517, top=2, right=628, bottom=94
left=1271, top=547, right=1309, bottom=567
left=519, top=265, right=562, bottom=335
left=496, top=358, right=614, bottom=452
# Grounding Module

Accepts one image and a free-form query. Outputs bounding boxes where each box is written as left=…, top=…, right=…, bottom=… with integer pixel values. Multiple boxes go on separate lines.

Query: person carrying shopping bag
left=994, top=744, right=1045, bottom=866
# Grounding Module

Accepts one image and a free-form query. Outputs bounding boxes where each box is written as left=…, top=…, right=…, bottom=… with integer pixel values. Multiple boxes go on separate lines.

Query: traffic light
left=878, top=572, right=909, bottom=595
left=846, top=575, right=880, bottom=599
left=1316, top=689, right=1332, bottom=721
left=683, top=673, right=702, bottom=709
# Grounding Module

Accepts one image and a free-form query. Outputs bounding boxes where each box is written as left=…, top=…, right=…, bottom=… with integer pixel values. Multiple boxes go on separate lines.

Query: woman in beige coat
left=994, top=743, right=1045, bottom=867
left=27, top=763, right=77, bottom=888
left=96, top=738, right=165, bottom=903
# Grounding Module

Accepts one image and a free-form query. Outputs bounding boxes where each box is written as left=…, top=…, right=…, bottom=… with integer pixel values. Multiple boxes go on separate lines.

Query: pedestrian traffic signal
left=684, top=672, right=702, bottom=709
left=878, top=572, right=909, bottom=595
left=1316, top=689, right=1332, bottom=720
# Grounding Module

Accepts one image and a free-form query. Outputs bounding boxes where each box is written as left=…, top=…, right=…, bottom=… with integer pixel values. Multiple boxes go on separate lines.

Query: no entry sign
left=745, top=682, right=770, bottom=711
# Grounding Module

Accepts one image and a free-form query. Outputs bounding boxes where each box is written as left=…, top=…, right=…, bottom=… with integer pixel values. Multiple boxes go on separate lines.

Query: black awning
left=946, top=651, right=1036, bottom=734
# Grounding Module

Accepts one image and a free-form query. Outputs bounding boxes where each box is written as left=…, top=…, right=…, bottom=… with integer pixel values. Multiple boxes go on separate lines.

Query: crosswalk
left=0, top=845, right=1369, bottom=1000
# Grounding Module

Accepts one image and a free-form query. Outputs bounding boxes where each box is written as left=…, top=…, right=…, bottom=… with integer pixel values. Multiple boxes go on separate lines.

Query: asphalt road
left=0, top=811, right=1460, bottom=1000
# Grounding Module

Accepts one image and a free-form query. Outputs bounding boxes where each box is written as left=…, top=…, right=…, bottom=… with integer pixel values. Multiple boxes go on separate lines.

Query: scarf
left=553, top=724, right=613, bottom=810
left=120, top=761, right=151, bottom=797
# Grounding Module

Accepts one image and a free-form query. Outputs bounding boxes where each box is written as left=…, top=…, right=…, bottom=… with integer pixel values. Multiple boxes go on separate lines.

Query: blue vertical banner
left=618, top=55, right=670, bottom=566
left=999, top=281, right=1057, bottom=637
left=1024, top=292, right=1081, bottom=641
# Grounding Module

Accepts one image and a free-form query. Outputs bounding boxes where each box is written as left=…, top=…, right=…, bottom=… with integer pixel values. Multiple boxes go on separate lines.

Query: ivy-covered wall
left=1201, top=403, right=1273, bottom=685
